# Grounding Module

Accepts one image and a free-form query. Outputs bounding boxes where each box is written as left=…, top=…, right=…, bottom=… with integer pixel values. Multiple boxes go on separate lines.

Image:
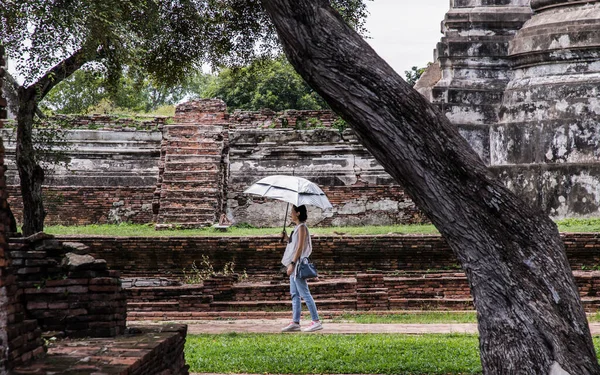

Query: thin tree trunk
left=16, top=87, right=45, bottom=236
left=260, top=1, right=600, bottom=373
left=12, top=48, right=86, bottom=236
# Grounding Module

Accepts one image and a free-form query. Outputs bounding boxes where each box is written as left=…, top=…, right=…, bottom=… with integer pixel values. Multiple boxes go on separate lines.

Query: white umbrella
left=244, top=175, right=333, bottom=210
left=244, top=175, right=333, bottom=235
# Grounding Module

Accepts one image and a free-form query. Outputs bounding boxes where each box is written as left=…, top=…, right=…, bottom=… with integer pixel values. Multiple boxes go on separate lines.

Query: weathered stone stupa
left=418, top=0, right=600, bottom=218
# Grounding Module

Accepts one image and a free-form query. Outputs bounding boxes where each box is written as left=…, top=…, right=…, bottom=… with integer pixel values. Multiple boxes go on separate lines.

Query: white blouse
left=281, top=222, right=313, bottom=271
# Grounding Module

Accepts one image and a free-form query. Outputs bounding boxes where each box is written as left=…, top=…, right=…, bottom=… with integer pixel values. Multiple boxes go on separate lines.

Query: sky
left=364, top=0, right=449, bottom=76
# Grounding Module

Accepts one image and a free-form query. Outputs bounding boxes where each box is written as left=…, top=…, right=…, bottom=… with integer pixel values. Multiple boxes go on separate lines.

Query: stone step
left=163, top=133, right=225, bottom=141
left=127, top=285, right=204, bottom=294
left=156, top=213, right=216, bottom=222
left=159, top=190, right=222, bottom=199
left=164, top=155, right=222, bottom=163
left=233, top=290, right=357, bottom=302
left=209, top=299, right=356, bottom=311
left=388, top=298, right=474, bottom=310
left=163, top=140, right=225, bottom=149
left=157, top=206, right=218, bottom=215
left=158, top=183, right=220, bottom=192
left=165, top=148, right=224, bottom=156
left=162, top=170, right=221, bottom=180
left=165, top=162, right=220, bottom=172
left=127, top=301, right=180, bottom=311
left=356, top=288, right=388, bottom=294
left=582, top=297, right=600, bottom=312
left=163, top=124, right=227, bottom=133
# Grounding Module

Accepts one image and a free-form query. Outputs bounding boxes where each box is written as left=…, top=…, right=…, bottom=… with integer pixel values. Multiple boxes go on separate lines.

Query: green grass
left=41, top=218, right=600, bottom=237
left=588, top=312, right=600, bottom=323
left=44, top=223, right=281, bottom=237
left=43, top=222, right=439, bottom=237
left=333, top=312, right=600, bottom=324
left=325, top=312, right=600, bottom=324
left=555, top=218, right=600, bottom=232
left=185, top=334, right=600, bottom=374
left=333, top=312, right=478, bottom=324
left=185, top=333, right=482, bottom=374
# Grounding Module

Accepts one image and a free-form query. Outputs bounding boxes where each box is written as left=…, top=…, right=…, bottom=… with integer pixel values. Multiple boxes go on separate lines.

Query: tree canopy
left=199, top=56, right=329, bottom=111
left=0, top=0, right=370, bottom=235
left=404, top=65, right=428, bottom=87
left=41, top=68, right=209, bottom=114
left=42, top=56, right=328, bottom=114
left=1, top=0, right=369, bottom=88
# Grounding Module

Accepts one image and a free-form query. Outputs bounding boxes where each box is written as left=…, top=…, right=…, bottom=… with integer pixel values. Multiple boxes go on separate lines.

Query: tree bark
left=14, top=49, right=86, bottom=236
left=260, top=1, right=600, bottom=373
left=16, top=87, right=45, bottom=236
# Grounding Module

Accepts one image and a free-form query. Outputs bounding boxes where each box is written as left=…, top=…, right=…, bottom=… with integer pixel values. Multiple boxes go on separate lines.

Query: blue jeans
left=289, top=275, right=320, bottom=322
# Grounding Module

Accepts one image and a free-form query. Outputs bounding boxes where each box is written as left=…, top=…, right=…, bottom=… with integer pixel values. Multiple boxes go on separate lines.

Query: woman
left=280, top=205, right=322, bottom=332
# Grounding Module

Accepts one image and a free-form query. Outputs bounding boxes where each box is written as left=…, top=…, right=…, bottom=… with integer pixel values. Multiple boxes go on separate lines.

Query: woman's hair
left=293, top=205, right=308, bottom=222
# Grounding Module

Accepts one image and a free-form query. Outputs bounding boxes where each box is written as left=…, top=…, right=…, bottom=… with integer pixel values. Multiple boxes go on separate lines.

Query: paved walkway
left=131, top=319, right=600, bottom=335
left=184, top=319, right=478, bottom=334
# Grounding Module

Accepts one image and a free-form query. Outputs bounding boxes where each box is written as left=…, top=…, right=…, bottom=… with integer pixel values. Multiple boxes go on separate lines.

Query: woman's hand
left=286, top=263, right=294, bottom=276
left=281, top=230, right=289, bottom=242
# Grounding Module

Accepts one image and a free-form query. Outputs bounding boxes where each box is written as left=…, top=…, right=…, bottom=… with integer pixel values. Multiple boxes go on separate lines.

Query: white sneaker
left=302, top=321, right=323, bottom=332
left=281, top=322, right=301, bottom=332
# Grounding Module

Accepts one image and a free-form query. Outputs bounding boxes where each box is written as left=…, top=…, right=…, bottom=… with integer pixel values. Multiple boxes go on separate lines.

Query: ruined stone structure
left=1, top=101, right=423, bottom=228
left=418, top=0, right=600, bottom=217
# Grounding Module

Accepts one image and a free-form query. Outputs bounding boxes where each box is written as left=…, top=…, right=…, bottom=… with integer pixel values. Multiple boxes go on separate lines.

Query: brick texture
left=12, top=325, right=189, bottom=375
left=154, top=100, right=230, bottom=229
left=59, top=233, right=600, bottom=314
left=7, top=186, right=155, bottom=225
left=9, top=235, right=127, bottom=338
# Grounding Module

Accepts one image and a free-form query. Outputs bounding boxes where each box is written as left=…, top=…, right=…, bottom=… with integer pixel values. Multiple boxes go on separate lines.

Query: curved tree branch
left=27, top=48, right=87, bottom=101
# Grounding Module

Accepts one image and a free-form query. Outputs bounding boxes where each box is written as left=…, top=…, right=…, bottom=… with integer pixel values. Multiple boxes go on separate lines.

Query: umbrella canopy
left=244, top=175, right=333, bottom=210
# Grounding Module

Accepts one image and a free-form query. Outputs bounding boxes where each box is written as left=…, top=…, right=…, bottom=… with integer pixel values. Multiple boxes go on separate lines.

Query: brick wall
left=10, top=234, right=127, bottom=338
left=7, top=186, right=155, bottom=225
left=72, top=235, right=457, bottom=278
left=229, top=108, right=340, bottom=129
left=129, top=325, right=189, bottom=375
left=63, top=232, right=600, bottom=278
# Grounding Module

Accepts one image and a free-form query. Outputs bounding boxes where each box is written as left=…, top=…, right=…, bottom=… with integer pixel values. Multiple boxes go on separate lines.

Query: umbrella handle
left=281, top=203, right=290, bottom=243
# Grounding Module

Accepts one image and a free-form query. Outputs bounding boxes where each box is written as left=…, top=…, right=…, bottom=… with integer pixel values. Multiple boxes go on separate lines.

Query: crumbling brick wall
left=10, top=234, right=127, bottom=338
left=2, top=100, right=424, bottom=228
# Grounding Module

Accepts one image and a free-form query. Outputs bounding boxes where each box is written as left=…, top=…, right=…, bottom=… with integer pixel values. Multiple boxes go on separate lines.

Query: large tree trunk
left=261, top=1, right=599, bottom=373
left=16, top=87, right=45, bottom=236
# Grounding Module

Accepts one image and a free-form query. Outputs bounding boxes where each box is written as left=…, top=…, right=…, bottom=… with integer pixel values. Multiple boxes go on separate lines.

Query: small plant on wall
left=332, top=118, right=348, bottom=133
left=181, top=255, right=247, bottom=284
left=181, top=256, right=214, bottom=284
